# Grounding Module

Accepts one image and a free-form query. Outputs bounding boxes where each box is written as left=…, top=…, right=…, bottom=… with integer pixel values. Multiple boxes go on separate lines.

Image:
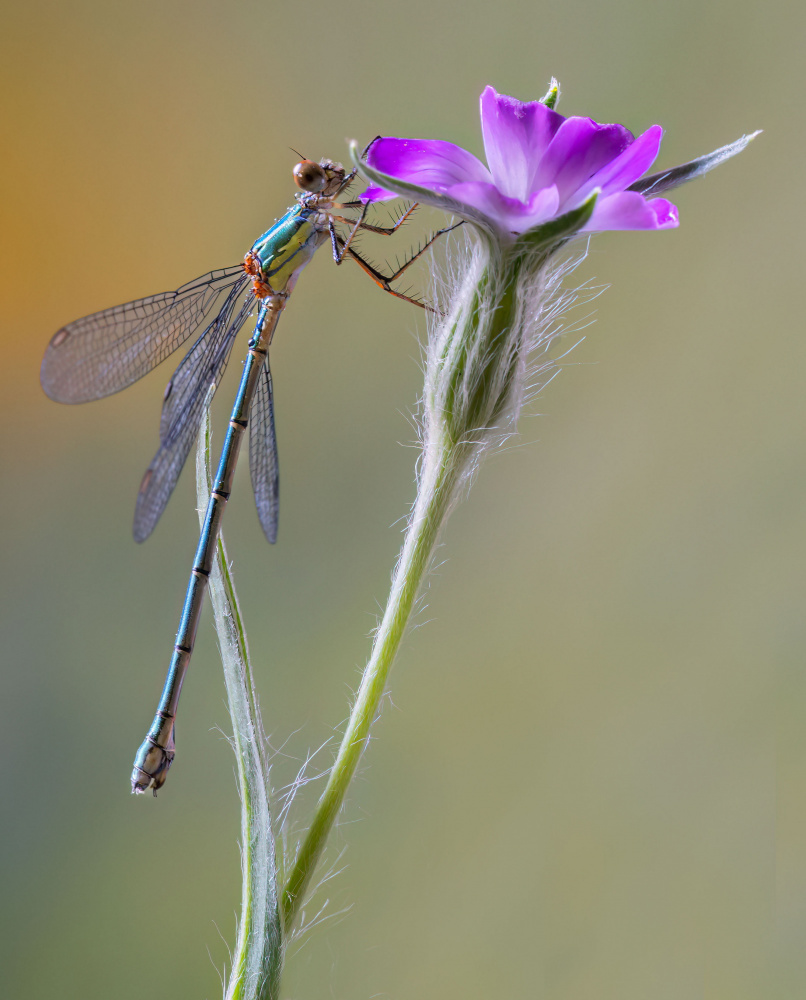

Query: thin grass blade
left=196, top=390, right=283, bottom=1000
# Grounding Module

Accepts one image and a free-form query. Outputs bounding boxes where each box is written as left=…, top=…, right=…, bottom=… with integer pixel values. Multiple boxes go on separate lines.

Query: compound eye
left=293, top=160, right=327, bottom=192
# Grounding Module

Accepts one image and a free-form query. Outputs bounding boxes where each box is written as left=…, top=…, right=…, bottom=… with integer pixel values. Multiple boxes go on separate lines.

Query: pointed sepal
left=629, top=131, right=761, bottom=197
left=513, top=189, right=599, bottom=255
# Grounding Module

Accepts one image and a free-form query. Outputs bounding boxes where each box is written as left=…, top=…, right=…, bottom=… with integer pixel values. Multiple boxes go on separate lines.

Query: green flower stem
left=196, top=398, right=282, bottom=1000
left=281, top=443, right=463, bottom=930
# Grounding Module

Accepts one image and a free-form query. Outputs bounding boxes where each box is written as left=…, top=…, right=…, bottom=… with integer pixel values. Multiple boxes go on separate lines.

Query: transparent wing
left=41, top=266, right=247, bottom=403
left=132, top=294, right=256, bottom=543
left=159, top=282, right=254, bottom=443
left=249, top=352, right=280, bottom=544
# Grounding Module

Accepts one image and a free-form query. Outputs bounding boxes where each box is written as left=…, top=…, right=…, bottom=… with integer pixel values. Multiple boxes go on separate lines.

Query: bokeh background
left=1, top=2, right=802, bottom=998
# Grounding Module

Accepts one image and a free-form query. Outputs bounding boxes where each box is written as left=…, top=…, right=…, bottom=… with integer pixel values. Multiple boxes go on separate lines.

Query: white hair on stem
left=415, top=227, right=606, bottom=517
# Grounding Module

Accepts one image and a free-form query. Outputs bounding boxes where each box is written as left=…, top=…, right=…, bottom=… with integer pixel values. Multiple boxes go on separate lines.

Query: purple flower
left=360, top=85, right=679, bottom=241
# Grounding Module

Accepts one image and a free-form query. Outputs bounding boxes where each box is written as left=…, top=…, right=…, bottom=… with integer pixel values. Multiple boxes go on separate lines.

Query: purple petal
left=575, top=125, right=664, bottom=202
left=364, top=137, right=491, bottom=194
left=447, top=181, right=560, bottom=233
left=360, top=184, right=398, bottom=203
left=534, top=117, right=634, bottom=206
left=479, top=85, right=565, bottom=202
left=583, top=192, right=679, bottom=231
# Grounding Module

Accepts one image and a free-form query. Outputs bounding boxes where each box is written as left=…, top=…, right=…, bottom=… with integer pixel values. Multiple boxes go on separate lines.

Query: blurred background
left=1, top=1, right=802, bottom=998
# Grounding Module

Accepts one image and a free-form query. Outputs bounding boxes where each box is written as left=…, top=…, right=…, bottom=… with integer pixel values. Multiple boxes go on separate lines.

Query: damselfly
left=41, top=156, right=454, bottom=795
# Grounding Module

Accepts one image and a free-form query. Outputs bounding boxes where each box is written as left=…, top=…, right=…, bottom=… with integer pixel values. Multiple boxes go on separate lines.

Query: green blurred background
left=1, top=1, right=802, bottom=997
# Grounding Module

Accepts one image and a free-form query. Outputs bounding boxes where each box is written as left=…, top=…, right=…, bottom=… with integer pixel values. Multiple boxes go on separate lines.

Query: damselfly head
left=293, top=158, right=346, bottom=197
left=293, top=159, right=328, bottom=192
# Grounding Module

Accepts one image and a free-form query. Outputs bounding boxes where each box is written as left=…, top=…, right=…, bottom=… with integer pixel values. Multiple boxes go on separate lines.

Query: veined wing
left=249, top=352, right=279, bottom=544
left=159, top=281, right=253, bottom=443
left=41, top=266, right=247, bottom=404
left=132, top=294, right=256, bottom=543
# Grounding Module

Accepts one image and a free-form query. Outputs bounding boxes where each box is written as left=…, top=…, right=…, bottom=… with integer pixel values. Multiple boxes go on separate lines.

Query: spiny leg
left=334, top=168, right=358, bottom=199
left=326, top=204, right=419, bottom=265
left=331, top=202, right=370, bottom=260
left=329, top=202, right=419, bottom=236
left=330, top=222, right=463, bottom=311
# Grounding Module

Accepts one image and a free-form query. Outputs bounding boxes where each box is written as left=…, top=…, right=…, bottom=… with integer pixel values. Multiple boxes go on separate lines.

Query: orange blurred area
left=1, top=2, right=803, bottom=999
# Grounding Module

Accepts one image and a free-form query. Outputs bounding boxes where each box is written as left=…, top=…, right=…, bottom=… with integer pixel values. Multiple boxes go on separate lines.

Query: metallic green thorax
left=250, top=204, right=327, bottom=295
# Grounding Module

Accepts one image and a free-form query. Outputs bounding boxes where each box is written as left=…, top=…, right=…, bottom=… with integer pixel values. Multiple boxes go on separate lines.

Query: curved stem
left=281, top=445, right=461, bottom=930
left=197, top=399, right=282, bottom=1000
